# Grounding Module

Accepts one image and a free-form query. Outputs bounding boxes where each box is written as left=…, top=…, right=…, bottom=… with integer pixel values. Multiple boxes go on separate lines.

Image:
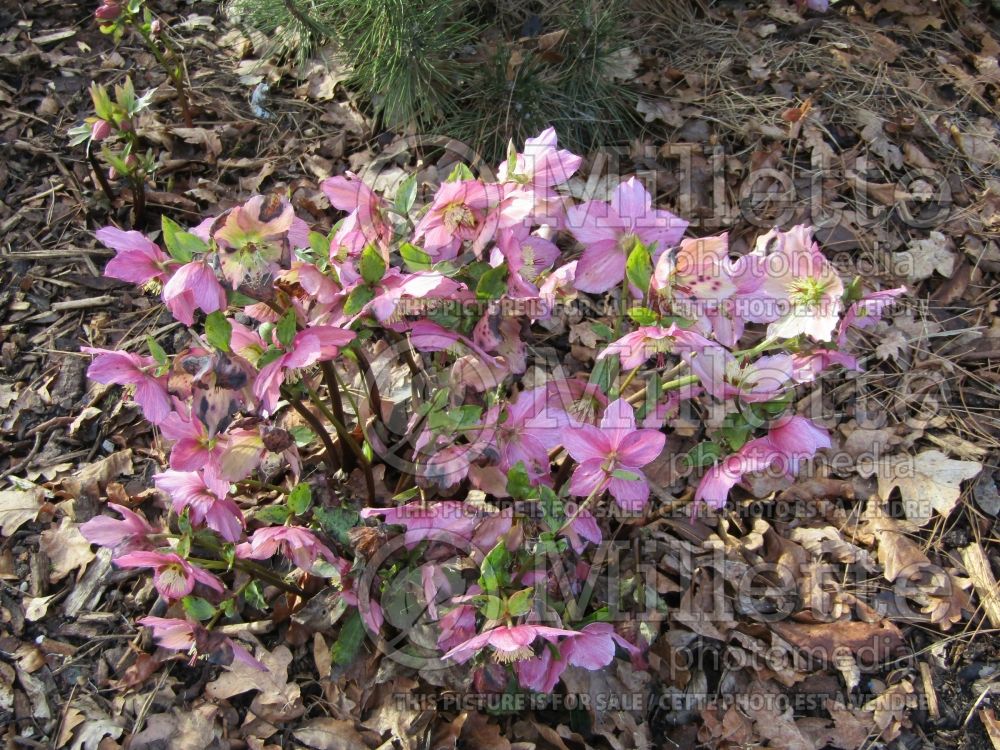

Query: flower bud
left=261, top=427, right=293, bottom=453
left=117, top=117, right=132, bottom=132
left=150, top=18, right=162, bottom=35
left=94, top=1, right=121, bottom=20
left=91, top=119, right=112, bottom=141
left=108, top=166, right=119, bottom=180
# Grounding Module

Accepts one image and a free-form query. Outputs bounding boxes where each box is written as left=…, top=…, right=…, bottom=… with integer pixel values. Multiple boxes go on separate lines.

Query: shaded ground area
left=1, top=0, right=1000, bottom=748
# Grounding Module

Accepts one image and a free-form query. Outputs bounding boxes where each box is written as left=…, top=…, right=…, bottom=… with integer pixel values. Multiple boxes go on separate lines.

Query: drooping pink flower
left=366, top=269, right=469, bottom=323
left=97, top=227, right=170, bottom=285
left=837, top=287, right=907, bottom=345
left=443, top=624, right=580, bottom=664
left=517, top=622, right=639, bottom=692
left=80, top=503, right=157, bottom=553
left=414, top=180, right=495, bottom=258
left=114, top=550, right=224, bottom=601
left=160, top=410, right=224, bottom=473
left=322, top=173, right=392, bottom=259
left=81, top=347, right=171, bottom=424
left=562, top=398, right=666, bottom=510
left=694, top=416, right=830, bottom=509
left=138, top=616, right=265, bottom=670
left=754, top=225, right=844, bottom=342
left=153, top=469, right=244, bottom=542
left=566, top=177, right=688, bottom=293
left=161, top=259, right=227, bottom=326
left=561, top=506, right=602, bottom=554
left=236, top=526, right=338, bottom=573
left=360, top=501, right=477, bottom=550
left=790, top=349, right=859, bottom=383
left=487, top=386, right=570, bottom=481
left=597, top=324, right=715, bottom=370
left=437, top=600, right=478, bottom=653
left=684, top=348, right=793, bottom=403
left=94, top=1, right=121, bottom=21
left=252, top=325, right=356, bottom=412
left=492, top=229, right=561, bottom=284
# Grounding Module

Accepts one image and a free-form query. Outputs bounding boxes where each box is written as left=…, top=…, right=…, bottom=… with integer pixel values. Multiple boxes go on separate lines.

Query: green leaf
left=399, top=242, right=432, bottom=272
left=589, top=354, right=619, bottom=396
left=276, top=309, right=298, bottom=348
left=289, top=425, right=315, bottom=447
left=446, top=163, right=474, bottom=182
left=308, top=231, right=331, bottom=263
left=175, top=532, right=191, bottom=559
left=392, top=486, right=421, bottom=502
left=244, top=580, right=267, bottom=611
left=359, top=245, right=387, bottom=286
left=287, top=483, right=312, bottom=515
left=610, top=468, right=642, bottom=481
left=625, top=241, right=653, bottom=295
left=478, top=541, right=510, bottom=594
left=476, top=262, right=508, bottom=301
left=481, top=595, right=505, bottom=620
left=344, top=285, right=375, bottom=315
left=539, top=485, right=564, bottom=532
left=146, top=335, right=168, bottom=365
left=395, top=173, right=417, bottom=214
left=181, top=595, right=216, bottom=621
left=506, top=462, right=533, bottom=500
left=591, top=322, right=615, bottom=341
left=331, top=610, right=366, bottom=666
left=507, top=588, right=533, bottom=617
left=254, top=504, right=292, bottom=525
left=628, top=306, right=659, bottom=326
left=205, top=311, right=232, bottom=353
left=161, top=215, right=207, bottom=263
left=683, top=441, right=721, bottom=469
left=721, top=424, right=752, bottom=451
left=314, top=506, right=360, bottom=546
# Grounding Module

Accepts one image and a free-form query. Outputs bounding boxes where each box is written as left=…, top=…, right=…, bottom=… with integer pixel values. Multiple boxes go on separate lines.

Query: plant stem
left=139, top=25, right=194, bottom=127
left=557, top=483, right=603, bottom=534
left=283, top=390, right=341, bottom=476
left=88, top=150, right=116, bottom=205
left=318, top=362, right=347, bottom=467
left=302, top=380, right=377, bottom=503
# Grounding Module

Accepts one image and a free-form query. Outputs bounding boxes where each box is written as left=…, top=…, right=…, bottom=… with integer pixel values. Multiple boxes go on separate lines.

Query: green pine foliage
left=226, top=0, right=639, bottom=159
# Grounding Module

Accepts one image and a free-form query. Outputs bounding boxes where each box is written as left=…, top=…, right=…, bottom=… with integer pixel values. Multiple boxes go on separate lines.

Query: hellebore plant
left=80, top=127, right=902, bottom=691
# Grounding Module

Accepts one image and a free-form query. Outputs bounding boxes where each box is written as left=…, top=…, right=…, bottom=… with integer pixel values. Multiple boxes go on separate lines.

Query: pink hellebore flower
left=443, top=624, right=580, bottom=664
left=517, top=622, right=640, bottom=693
left=97, top=226, right=170, bottom=284
left=755, top=225, right=844, bottom=342
left=488, top=386, right=570, bottom=481
left=561, top=506, right=602, bottom=554
left=236, top=526, right=338, bottom=573
left=322, top=173, right=391, bottom=259
left=695, top=416, right=830, bottom=509
left=161, top=259, right=227, bottom=326
left=414, top=180, right=494, bottom=257
left=562, top=398, right=666, bottom=510
left=566, top=177, right=688, bottom=293
left=359, top=501, right=478, bottom=550
left=153, top=469, right=244, bottom=542
left=81, top=347, right=171, bottom=424
left=497, top=127, right=582, bottom=188
left=80, top=503, right=157, bottom=553
left=160, top=410, right=224, bottom=473
left=597, top=324, right=714, bottom=370
left=138, top=616, right=265, bottom=670
left=252, top=325, right=356, bottom=413
left=837, top=287, right=907, bottom=345
left=114, top=550, right=224, bottom=601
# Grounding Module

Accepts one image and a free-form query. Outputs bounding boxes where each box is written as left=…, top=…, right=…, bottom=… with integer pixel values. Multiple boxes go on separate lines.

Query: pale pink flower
left=161, top=259, right=227, bottom=326
left=153, top=469, right=244, bottom=542
left=695, top=416, right=830, bottom=509
left=497, top=128, right=582, bottom=188
left=597, top=324, right=714, bottom=370
left=139, top=616, right=264, bottom=670
left=517, top=622, right=638, bottom=692
left=790, top=349, right=859, bottom=383
left=160, top=410, right=224, bottom=473
left=685, top=348, right=793, bottom=403
left=443, top=624, right=580, bottom=664
left=322, top=173, right=391, bottom=259
left=755, top=226, right=844, bottom=341
left=80, top=503, right=157, bottom=552
left=837, top=286, right=906, bottom=345
left=97, top=227, right=170, bottom=284
left=566, top=177, right=688, bottom=293
left=414, top=180, right=494, bottom=258
left=487, top=387, right=570, bottom=481
left=492, top=229, right=560, bottom=283
left=252, top=325, right=356, bottom=412
left=81, top=347, right=171, bottom=424
left=437, top=600, right=478, bottom=652
left=114, top=550, right=223, bottom=600
left=218, top=426, right=301, bottom=482
left=212, top=195, right=307, bottom=288
left=562, top=398, right=665, bottom=510
left=236, top=526, right=338, bottom=573
left=360, top=501, right=478, bottom=550
left=561, top=507, right=602, bottom=554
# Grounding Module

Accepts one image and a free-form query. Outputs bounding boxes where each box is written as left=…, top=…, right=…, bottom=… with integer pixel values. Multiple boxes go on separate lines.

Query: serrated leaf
left=205, top=311, right=232, bottom=353
left=395, top=173, right=417, bottom=214
left=446, top=163, right=474, bottom=182
left=506, top=462, right=533, bottom=500
left=254, top=505, right=292, bottom=524
left=287, top=483, right=312, bottom=515
left=146, top=335, right=168, bottom=365
left=244, top=579, right=267, bottom=610
left=344, top=285, right=375, bottom=315
left=399, top=242, right=432, bottom=271
left=161, top=215, right=207, bottom=263
left=628, top=306, right=659, bottom=326
left=482, top=595, right=505, bottom=620
left=182, top=595, right=216, bottom=621
left=626, top=241, right=653, bottom=295
left=331, top=610, right=366, bottom=666
left=313, top=506, right=359, bottom=546
left=359, top=245, right=386, bottom=286
left=507, top=588, right=533, bottom=617
left=476, top=262, right=508, bottom=301
left=276, top=309, right=297, bottom=348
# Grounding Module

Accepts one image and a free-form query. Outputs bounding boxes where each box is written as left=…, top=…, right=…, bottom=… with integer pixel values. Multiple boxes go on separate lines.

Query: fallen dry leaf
left=0, top=487, right=44, bottom=536
left=39, top=517, right=95, bottom=582
left=878, top=450, right=982, bottom=526
left=292, top=718, right=367, bottom=750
